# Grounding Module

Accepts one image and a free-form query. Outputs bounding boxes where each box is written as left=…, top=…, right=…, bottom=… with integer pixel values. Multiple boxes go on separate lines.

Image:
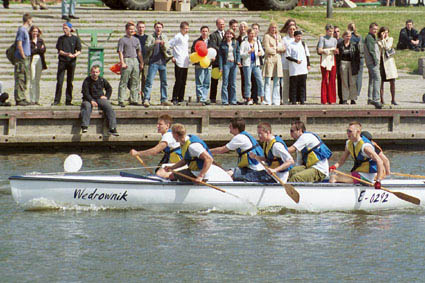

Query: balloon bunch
left=110, top=63, right=121, bottom=75
left=190, top=41, right=217, bottom=68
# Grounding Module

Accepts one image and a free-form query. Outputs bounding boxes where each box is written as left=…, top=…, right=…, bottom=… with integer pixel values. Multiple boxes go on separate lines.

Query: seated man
left=397, top=19, right=421, bottom=51
left=250, top=122, right=295, bottom=183
left=329, top=122, right=384, bottom=188
left=0, top=81, right=11, bottom=106
left=165, top=123, right=231, bottom=183
left=130, top=114, right=182, bottom=178
left=287, top=121, right=332, bottom=183
left=361, top=131, right=391, bottom=178
left=210, top=118, right=266, bottom=182
left=80, top=65, right=118, bottom=136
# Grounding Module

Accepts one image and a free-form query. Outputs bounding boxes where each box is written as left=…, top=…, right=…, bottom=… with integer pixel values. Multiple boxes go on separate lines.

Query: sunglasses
left=346, top=129, right=353, bottom=133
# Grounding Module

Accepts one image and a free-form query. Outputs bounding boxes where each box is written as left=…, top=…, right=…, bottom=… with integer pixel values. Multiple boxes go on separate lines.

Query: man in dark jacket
left=80, top=65, right=118, bottom=136
left=208, top=18, right=225, bottom=104
left=397, top=19, right=421, bottom=51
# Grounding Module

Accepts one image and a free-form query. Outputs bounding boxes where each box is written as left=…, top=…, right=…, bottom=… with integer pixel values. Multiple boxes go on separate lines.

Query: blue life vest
left=263, top=135, right=293, bottom=172
left=348, top=136, right=378, bottom=173
left=236, top=131, right=264, bottom=168
left=181, top=135, right=212, bottom=171
left=301, top=132, right=332, bottom=168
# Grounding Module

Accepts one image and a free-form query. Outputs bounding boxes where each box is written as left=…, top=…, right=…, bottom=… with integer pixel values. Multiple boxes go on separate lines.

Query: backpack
left=6, top=42, right=17, bottom=65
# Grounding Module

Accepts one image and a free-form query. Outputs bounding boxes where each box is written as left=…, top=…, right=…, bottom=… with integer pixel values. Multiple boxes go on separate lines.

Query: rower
left=210, top=118, right=265, bottom=182
left=361, top=131, right=391, bottom=178
left=164, top=123, right=231, bottom=183
left=130, top=114, right=182, bottom=178
left=250, top=122, right=295, bottom=183
left=329, top=121, right=384, bottom=188
left=287, top=120, right=332, bottom=183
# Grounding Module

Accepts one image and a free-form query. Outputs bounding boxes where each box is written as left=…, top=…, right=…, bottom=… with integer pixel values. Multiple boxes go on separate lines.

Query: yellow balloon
left=211, top=67, right=222, bottom=80
left=199, top=56, right=211, bottom=68
left=190, top=52, right=201, bottom=64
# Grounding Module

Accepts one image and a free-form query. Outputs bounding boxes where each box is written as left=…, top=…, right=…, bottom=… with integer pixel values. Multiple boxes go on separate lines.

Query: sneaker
left=69, top=15, right=79, bottom=19
left=109, top=128, right=119, bottom=136
left=143, top=101, right=150, bottom=107
left=130, top=102, right=142, bottom=106
left=81, top=126, right=88, bottom=133
left=247, top=100, right=253, bottom=105
left=391, top=101, right=398, bottom=105
left=161, top=101, right=173, bottom=106
left=201, top=101, right=211, bottom=106
left=367, top=99, right=373, bottom=105
left=351, top=100, right=356, bottom=105
left=16, top=100, right=30, bottom=106
left=119, top=102, right=126, bottom=108
left=65, top=102, right=74, bottom=106
left=61, top=15, right=69, bottom=21
left=371, top=101, right=383, bottom=109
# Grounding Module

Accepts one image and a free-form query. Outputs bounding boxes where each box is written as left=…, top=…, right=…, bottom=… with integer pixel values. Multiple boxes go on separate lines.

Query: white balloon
left=64, top=154, right=83, bottom=173
left=207, top=48, right=217, bottom=60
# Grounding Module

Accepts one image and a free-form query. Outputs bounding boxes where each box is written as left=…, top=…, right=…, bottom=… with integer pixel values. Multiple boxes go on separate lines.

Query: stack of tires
left=241, top=0, right=298, bottom=10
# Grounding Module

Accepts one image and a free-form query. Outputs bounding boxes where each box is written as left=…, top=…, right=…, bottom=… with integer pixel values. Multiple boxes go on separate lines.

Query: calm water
left=1, top=151, right=425, bottom=282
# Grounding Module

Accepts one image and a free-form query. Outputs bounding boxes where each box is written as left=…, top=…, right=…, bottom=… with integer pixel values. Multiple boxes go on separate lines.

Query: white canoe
left=9, top=173, right=425, bottom=213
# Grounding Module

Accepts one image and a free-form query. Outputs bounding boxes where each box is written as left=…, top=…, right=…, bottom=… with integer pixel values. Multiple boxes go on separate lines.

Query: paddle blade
left=392, top=191, right=421, bottom=205
left=284, top=184, right=300, bottom=203
left=64, top=154, right=83, bottom=173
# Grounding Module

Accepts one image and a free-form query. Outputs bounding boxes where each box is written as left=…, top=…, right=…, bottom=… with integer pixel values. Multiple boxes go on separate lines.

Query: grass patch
left=263, top=6, right=425, bottom=73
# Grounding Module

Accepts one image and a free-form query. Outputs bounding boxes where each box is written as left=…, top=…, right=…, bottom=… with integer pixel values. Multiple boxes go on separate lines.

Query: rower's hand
left=268, top=167, right=277, bottom=174
left=374, top=180, right=381, bottom=190
left=164, top=166, right=172, bottom=172
left=249, top=152, right=256, bottom=159
left=129, top=149, right=138, bottom=156
left=195, top=175, right=203, bottom=183
left=329, top=165, right=337, bottom=172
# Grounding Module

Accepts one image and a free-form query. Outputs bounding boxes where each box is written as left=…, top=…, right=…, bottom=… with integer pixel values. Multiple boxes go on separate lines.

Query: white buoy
left=63, top=154, right=83, bottom=173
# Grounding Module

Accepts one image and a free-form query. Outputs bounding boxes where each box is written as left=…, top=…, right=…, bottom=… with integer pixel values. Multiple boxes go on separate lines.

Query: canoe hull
left=9, top=175, right=425, bottom=212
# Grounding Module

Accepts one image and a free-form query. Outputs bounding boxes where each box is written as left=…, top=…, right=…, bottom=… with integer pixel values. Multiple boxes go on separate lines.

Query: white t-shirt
left=184, top=136, right=212, bottom=160
left=160, top=131, right=180, bottom=150
left=226, top=133, right=263, bottom=171
left=286, top=40, right=310, bottom=76
left=345, top=140, right=376, bottom=182
left=282, top=35, right=294, bottom=70
left=293, top=132, right=329, bottom=176
left=169, top=32, right=189, bottom=68
left=271, top=139, right=294, bottom=180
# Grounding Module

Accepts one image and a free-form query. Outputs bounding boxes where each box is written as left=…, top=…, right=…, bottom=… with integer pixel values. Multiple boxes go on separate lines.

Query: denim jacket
left=218, top=39, right=240, bottom=71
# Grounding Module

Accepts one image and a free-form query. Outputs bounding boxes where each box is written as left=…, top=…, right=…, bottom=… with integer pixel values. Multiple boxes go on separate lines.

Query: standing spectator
left=348, top=23, right=364, bottom=99
left=0, top=82, right=11, bottom=106
left=281, top=20, right=297, bottom=105
left=240, top=28, right=264, bottom=105
left=61, top=0, right=78, bottom=21
left=209, top=18, right=226, bottom=104
left=80, top=65, right=118, bottom=136
left=14, top=13, right=33, bottom=106
left=397, top=20, right=421, bottom=51
left=251, top=23, right=263, bottom=104
left=336, top=31, right=360, bottom=105
left=29, top=25, right=47, bottom=105
left=53, top=22, right=81, bottom=106
left=117, top=22, right=144, bottom=107
left=317, top=24, right=338, bottom=105
left=170, top=21, right=190, bottom=105
left=3, top=0, right=9, bottom=8
left=229, top=19, right=239, bottom=35
left=334, top=26, right=344, bottom=104
left=286, top=31, right=310, bottom=105
left=364, top=22, right=382, bottom=109
left=192, top=26, right=211, bottom=106
left=237, top=21, right=248, bottom=102
left=31, top=0, right=47, bottom=10
left=263, top=22, right=285, bottom=106
left=378, top=27, right=398, bottom=105
left=218, top=30, right=240, bottom=105
left=134, top=21, right=148, bottom=102
left=143, top=22, right=172, bottom=107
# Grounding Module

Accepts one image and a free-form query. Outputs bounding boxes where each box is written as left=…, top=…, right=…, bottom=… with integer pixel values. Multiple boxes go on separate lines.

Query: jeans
left=243, top=62, right=263, bottom=99
left=221, top=61, right=237, bottom=105
left=264, top=76, right=280, bottom=105
left=366, top=63, right=381, bottom=102
left=81, top=99, right=117, bottom=130
left=54, top=59, right=75, bottom=104
left=61, top=0, right=76, bottom=16
left=195, top=67, right=211, bottom=102
left=144, top=63, right=168, bottom=103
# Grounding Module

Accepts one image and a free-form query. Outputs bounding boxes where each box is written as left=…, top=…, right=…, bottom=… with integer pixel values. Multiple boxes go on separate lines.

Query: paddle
left=392, top=172, right=425, bottom=180
left=261, top=161, right=300, bottom=203
left=334, top=170, right=420, bottom=205
left=135, top=155, right=154, bottom=174
left=172, top=170, right=226, bottom=193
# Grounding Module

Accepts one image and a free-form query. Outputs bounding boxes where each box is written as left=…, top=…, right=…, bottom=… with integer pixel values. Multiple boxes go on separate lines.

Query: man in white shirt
left=130, top=114, right=181, bottom=178
left=210, top=118, right=265, bottom=181
left=170, top=21, right=190, bottom=105
left=287, top=121, right=332, bottom=182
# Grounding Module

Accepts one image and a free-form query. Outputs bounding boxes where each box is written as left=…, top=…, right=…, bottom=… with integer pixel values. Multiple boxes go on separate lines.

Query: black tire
left=101, top=0, right=126, bottom=9
left=121, top=0, right=153, bottom=10
left=263, top=0, right=298, bottom=10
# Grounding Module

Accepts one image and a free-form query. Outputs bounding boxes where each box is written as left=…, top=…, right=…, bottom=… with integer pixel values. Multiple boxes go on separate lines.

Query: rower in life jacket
left=301, top=132, right=333, bottom=168
left=181, top=134, right=213, bottom=171
left=158, top=129, right=182, bottom=166
left=347, top=135, right=377, bottom=173
left=237, top=131, right=264, bottom=168
left=263, top=135, right=293, bottom=172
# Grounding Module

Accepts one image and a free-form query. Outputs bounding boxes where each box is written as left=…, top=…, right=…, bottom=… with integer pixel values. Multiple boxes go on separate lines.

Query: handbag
left=385, top=48, right=395, bottom=58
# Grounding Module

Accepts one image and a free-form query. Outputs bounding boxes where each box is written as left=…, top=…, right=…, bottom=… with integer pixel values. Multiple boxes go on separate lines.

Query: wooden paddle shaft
left=392, top=172, right=425, bottom=179
left=172, top=170, right=226, bottom=193
left=135, top=155, right=154, bottom=174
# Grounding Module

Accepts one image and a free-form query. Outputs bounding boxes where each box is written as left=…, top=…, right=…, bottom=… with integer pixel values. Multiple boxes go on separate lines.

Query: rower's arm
left=364, top=146, right=384, bottom=181
left=287, top=145, right=296, bottom=154
left=332, top=149, right=350, bottom=169
left=168, top=159, right=187, bottom=171
left=379, top=152, right=391, bottom=177
left=197, top=151, right=213, bottom=181
left=273, top=159, right=295, bottom=173
left=249, top=152, right=266, bottom=162
left=210, top=145, right=230, bottom=155
left=130, top=142, right=167, bottom=157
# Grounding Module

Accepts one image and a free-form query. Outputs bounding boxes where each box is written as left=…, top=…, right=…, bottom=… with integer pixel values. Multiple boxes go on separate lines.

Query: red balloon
left=195, top=40, right=206, bottom=53
left=197, top=45, right=208, bottom=57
